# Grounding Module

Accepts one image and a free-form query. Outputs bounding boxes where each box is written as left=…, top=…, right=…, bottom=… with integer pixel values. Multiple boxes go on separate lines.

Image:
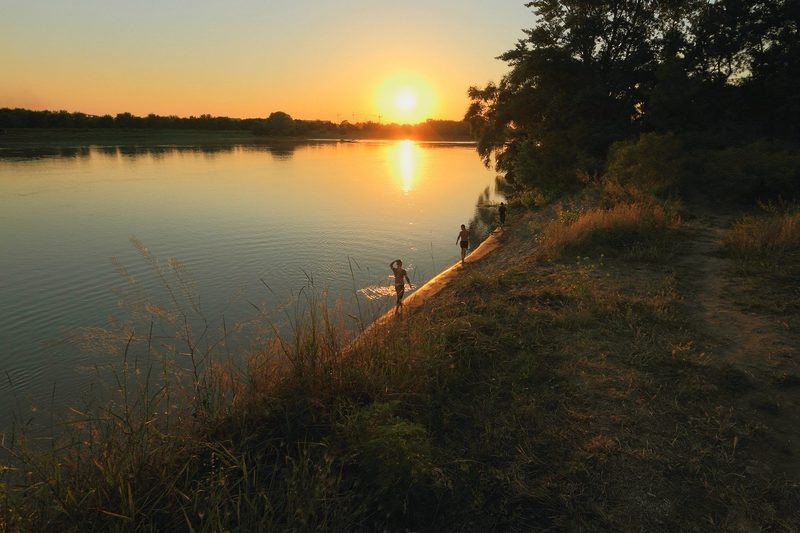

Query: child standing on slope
left=456, top=224, right=470, bottom=264
left=390, top=259, right=412, bottom=312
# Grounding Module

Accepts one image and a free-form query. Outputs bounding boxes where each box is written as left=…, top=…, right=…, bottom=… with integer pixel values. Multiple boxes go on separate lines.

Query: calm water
left=0, top=140, right=500, bottom=428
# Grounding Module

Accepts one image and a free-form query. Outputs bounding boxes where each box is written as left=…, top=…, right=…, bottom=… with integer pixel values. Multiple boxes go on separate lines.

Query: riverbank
left=351, top=226, right=504, bottom=349
left=2, top=194, right=799, bottom=530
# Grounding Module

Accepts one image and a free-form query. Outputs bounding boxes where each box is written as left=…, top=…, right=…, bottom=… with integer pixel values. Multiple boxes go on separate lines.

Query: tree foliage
left=467, top=0, right=800, bottom=198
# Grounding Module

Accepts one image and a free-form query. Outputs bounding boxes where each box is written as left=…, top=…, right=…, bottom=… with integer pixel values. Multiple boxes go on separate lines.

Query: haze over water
left=0, top=140, right=501, bottom=428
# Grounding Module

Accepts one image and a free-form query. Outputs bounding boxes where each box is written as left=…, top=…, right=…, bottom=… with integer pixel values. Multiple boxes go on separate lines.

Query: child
left=390, top=259, right=412, bottom=311
left=456, top=224, right=470, bottom=264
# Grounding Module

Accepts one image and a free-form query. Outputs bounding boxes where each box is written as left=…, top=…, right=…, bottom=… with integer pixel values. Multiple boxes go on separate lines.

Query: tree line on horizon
left=0, top=108, right=471, bottom=140
left=467, top=0, right=800, bottom=203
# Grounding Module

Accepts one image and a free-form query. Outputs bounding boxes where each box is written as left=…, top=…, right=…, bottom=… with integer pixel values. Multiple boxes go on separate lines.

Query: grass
left=2, top=192, right=799, bottom=530
left=534, top=199, right=682, bottom=262
left=724, top=204, right=800, bottom=258
left=722, top=205, right=800, bottom=320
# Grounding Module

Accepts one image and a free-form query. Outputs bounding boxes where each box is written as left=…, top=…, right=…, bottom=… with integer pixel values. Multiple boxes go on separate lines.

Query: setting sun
left=395, top=88, right=418, bottom=112
left=375, top=73, right=437, bottom=124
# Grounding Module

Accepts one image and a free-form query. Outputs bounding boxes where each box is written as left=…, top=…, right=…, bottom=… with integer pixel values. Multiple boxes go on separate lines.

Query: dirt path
left=680, top=212, right=800, bottom=475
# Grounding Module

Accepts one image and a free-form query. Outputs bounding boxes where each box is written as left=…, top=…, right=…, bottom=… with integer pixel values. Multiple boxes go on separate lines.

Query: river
left=0, top=139, right=502, bottom=431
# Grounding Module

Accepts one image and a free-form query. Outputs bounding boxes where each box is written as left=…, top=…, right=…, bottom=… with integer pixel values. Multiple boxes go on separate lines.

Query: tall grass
left=0, top=236, right=448, bottom=530
left=4, top=197, right=798, bottom=530
left=724, top=205, right=800, bottom=257
left=536, top=201, right=681, bottom=261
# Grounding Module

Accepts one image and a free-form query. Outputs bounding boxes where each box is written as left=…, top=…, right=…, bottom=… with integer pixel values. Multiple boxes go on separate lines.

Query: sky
left=1, top=1, right=533, bottom=123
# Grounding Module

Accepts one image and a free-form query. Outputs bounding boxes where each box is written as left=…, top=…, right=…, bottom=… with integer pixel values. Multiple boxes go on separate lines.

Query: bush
left=605, top=133, right=688, bottom=197
left=699, top=140, right=800, bottom=202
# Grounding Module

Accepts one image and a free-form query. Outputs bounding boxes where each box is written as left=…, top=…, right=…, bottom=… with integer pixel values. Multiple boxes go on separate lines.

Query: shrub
left=605, top=133, right=688, bottom=197
left=700, top=140, right=800, bottom=202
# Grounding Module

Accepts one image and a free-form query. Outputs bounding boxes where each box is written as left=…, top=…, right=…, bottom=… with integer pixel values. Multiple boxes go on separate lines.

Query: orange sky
left=0, top=1, right=531, bottom=123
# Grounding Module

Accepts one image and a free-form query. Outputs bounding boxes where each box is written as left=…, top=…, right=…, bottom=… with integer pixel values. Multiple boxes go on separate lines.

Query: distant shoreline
left=0, top=128, right=474, bottom=148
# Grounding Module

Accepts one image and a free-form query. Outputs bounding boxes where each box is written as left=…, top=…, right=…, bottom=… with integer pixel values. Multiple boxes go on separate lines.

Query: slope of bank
left=2, top=199, right=799, bottom=531
left=355, top=202, right=799, bottom=530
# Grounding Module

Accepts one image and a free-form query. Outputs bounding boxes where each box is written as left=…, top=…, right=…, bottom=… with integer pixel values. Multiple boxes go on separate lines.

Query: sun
left=375, top=72, right=436, bottom=124
left=395, top=88, right=418, bottom=112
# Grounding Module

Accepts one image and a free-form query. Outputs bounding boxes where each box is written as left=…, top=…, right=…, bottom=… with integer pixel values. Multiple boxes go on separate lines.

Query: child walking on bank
left=456, top=224, right=470, bottom=264
left=390, top=259, right=412, bottom=312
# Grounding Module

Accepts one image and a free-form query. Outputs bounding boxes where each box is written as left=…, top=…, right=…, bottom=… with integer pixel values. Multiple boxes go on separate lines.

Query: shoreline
left=0, top=128, right=474, bottom=148
left=350, top=227, right=505, bottom=348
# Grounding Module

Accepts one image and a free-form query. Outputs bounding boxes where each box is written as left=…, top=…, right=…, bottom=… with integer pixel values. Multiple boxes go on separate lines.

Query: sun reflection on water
left=396, top=139, right=417, bottom=194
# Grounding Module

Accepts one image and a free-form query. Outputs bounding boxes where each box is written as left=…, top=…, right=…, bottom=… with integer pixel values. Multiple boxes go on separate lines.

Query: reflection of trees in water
left=117, top=145, right=237, bottom=158
left=264, top=143, right=296, bottom=161
left=98, top=146, right=120, bottom=157
left=229, top=142, right=300, bottom=161
left=2, top=140, right=484, bottom=164
left=467, top=184, right=504, bottom=245
left=109, top=142, right=297, bottom=161
left=494, top=174, right=515, bottom=197
left=465, top=175, right=513, bottom=246
left=1, top=142, right=305, bottom=162
left=0, top=146, right=93, bottom=160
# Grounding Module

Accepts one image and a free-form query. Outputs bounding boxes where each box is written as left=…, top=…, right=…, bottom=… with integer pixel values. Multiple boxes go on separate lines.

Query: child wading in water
left=390, top=259, right=412, bottom=312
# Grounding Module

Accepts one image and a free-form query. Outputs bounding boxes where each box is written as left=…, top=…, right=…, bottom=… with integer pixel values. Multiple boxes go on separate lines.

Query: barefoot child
left=390, top=259, right=412, bottom=311
left=456, top=224, right=470, bottom=264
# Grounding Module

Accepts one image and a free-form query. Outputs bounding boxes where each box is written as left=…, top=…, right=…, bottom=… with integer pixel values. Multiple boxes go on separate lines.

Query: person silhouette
left=390, top=259, right=412, bottom=312
left=456, top=224, right=470, bottom=264
left=498, top=202, right=507, bottom=228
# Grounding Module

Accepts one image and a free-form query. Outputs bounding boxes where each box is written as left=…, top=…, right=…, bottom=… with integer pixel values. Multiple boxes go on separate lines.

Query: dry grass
left=3, top=199, right=799, bottom=531
left=536, top=201, right=681, bottom=261
left=725, top=207, right=800, bottom=257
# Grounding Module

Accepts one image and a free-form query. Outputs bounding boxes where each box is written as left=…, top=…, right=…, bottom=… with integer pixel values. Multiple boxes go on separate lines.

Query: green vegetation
left=466, top=0, right=800, bottom=204
left=3, top=174, right=798, bottom=529
left=3, top=1, right=800, bottom=529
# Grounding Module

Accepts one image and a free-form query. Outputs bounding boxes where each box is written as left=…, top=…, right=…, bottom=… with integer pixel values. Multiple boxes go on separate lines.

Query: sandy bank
left=350, top=227, right=505, bottom=346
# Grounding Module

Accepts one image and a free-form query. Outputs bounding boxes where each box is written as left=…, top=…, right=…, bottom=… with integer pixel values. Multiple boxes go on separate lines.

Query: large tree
left=467, top=0, right=800, bottom=195
left=466, top=0, right=660, bottom=194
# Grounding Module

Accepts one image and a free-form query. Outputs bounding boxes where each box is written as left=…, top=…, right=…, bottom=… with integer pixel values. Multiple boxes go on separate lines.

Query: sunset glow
left=375, top=73, right=437, bottom=123
left=0, top=3, right=531, bottom=121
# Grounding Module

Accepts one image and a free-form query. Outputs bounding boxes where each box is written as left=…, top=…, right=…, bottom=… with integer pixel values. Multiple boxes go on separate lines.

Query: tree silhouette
left=466, top=0, right=800, bottom=197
